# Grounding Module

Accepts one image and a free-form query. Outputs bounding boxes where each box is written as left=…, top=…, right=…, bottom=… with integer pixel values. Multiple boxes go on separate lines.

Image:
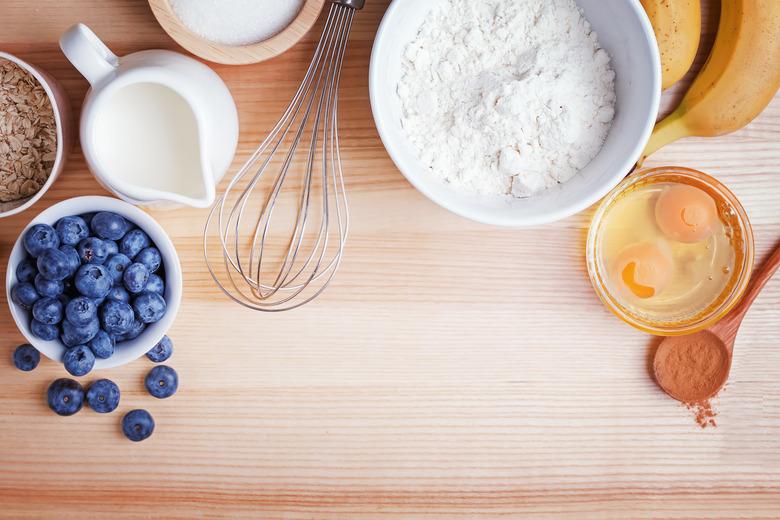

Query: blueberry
left=80, top=212, right=96, bottom=226
left=91, top=212, right=128, bottom=240
left=86, top=379, right=120, bottom=413
left=15, top=257, right=37, bottom=283
left=134, top=247, right=161, bottom=273
left=77, top=237, right=109, bottom=265
left=47, top=378, right=85, bottom=416
left=23, top=224, right=59, bottom=257
left=114, top=318, right=145, bottom=343
left=13, top=344, right=40, bottom=371
left=105, top=253, right=132, bottom=285
left=146, top=335, right=173, bottom=363
left=144, top=274, right=165, bottom=295
left=65, top=296, right=98, bottom=326
left=123, top=263, right=149, bottom=293
left=55, top=216, right=89, bottom=246
left=88, top=330, right=115, bottom=359
left=36, top=248, right=71, bottom=281
left=145, top=365, right=178, bottom=399
left=104, top=240, right=119, bottom=256
left=63, top=345, right=95, bottom=377
left=122, top=409, right=154, bottom=442
left=120, top=229, right=151, bottom=258
left=74, top=264, right=112, bottom=299
left=61, top=317, right=100, bottom=347
left=59, top=245, right=81, bottom=276
left=34, top=273, right=64, bottom=298
left=32, top=297, right=64, bottom=325
left=99, top=300, right=135, bottom=335
left=133, top=292, right=166, bottom=324
left=11, top=282, right=39, bottom=310
left=106, top=286, right=131, bottom=303
left=31, top=319, right=58, bottom=341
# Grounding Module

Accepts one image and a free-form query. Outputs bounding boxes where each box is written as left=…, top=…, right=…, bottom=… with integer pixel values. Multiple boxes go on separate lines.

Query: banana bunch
left=639, top=0, right=780, bottom=162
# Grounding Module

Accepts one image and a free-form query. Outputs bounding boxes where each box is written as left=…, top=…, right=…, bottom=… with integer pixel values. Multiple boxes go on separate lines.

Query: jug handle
left=60, top=23, right=119, bottom=86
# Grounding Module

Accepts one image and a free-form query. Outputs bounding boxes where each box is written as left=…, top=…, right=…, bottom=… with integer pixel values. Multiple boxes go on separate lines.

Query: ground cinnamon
left=653, top=331, right=730, bottom=428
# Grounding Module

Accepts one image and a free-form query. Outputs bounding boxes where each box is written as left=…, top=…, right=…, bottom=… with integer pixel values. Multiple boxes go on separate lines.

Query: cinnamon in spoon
left=653, top=243, right=780, bottom=421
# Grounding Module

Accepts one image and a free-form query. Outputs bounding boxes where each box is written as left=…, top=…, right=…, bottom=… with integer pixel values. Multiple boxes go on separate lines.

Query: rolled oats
left=0, top=58, right=57, bottom=203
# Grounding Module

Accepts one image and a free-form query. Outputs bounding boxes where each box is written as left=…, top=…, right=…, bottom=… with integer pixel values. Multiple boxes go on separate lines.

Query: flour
left=398, top=0, right=616, bottom=198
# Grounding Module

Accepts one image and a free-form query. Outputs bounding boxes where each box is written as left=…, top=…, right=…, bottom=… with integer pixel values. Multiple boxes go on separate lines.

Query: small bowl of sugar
left=148, top=0, right=325, bottom=65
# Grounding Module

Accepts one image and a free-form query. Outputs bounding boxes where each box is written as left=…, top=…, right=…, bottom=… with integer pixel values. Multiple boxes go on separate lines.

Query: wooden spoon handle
left=723, top=242, right=780, bottom=325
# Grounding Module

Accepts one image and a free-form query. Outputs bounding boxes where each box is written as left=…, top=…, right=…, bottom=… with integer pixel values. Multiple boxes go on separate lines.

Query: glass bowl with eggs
left=586, top=167, right=754, bottom=336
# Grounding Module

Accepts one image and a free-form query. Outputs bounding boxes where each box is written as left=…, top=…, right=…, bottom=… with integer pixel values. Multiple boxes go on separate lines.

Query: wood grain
left=1, top=1, right=780, bottom=518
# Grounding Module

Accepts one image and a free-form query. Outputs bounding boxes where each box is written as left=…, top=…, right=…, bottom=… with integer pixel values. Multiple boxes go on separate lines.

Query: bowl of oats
left=0, top=52, right=72, bottom=219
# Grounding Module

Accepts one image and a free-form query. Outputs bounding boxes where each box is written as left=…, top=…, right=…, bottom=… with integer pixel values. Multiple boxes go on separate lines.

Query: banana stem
left=637, top=111, right=691, bottom=166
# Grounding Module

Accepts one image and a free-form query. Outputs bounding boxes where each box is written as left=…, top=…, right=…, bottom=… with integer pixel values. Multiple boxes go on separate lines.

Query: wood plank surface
left=1, top=1, right=779, bottom=518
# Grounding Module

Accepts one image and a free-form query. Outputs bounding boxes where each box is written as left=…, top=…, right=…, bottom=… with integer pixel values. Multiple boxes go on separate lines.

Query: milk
left=92, top=82, right=206, bottom=200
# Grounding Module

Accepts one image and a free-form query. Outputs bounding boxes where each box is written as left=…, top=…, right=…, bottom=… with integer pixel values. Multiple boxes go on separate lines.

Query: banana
left=641, top=0, right=702, bottom=90
left=641, top=0, right=780, bottom=163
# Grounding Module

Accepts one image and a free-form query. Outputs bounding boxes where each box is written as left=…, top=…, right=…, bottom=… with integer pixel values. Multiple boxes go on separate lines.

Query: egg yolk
left=655, top=184, right=718, bottom=243
left=612, top=242, right=673, bottom=299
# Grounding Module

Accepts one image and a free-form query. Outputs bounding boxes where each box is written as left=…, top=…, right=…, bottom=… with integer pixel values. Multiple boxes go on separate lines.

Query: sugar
left=170, top=0, right=305, bottom=46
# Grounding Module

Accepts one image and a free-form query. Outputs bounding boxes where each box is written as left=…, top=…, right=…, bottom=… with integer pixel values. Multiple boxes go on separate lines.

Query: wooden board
left=1, top=1, right=779, bottom=518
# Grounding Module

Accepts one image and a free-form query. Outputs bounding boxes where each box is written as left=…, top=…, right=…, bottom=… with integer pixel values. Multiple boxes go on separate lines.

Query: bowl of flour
left=370, top=0, right=660, bottom=227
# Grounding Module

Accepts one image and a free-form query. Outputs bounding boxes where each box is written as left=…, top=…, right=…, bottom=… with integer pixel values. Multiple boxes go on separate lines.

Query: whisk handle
left=332, top=0, right=365, bottom=9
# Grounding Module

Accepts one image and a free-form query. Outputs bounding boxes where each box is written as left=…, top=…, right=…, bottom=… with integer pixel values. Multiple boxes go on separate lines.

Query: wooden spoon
left=653, top=243, right=780, bottom=402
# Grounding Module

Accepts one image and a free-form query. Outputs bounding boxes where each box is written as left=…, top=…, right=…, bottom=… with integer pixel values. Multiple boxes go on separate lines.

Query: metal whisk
left=204, top=0, right=363, bottom=311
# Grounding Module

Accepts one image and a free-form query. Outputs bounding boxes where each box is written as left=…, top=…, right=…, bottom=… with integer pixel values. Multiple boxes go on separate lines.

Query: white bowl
left=369, top=0, right=661, bottom=227
left=5, top=196, right=182, bottom=369
left=0, top=52, right=73, bottom=219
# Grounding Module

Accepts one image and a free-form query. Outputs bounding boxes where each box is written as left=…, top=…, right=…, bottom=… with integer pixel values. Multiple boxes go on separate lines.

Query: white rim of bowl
left=0, top=52, right=67, bottom=219
left=368, top=0, right=662, bottom=227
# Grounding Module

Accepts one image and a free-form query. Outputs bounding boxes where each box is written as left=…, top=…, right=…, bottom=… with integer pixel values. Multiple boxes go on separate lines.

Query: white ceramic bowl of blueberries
left=6, top=196, right=182, bottom=372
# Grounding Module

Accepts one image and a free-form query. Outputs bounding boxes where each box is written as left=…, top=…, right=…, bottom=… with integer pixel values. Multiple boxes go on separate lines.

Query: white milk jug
left=60, top=23, right=239, bottom=208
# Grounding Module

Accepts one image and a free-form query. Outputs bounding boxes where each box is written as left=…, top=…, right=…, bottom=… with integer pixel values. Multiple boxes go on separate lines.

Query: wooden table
left=1, top=1, right=779, bottom=518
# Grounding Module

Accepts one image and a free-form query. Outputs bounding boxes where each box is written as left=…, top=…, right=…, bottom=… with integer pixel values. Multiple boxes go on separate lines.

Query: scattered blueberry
left=146, top=335, right=173, bottom=363
left=120, top=229, right=151, bottom=258
left=105, top=253, right=132, bottom=285
left=47, top=378, right=85, bottom=416
left=74, top=264, right=112, bottom=299
left=36, top=248, right=71, bottom=281
left=99, top=300, right=135, bottom=335
left=133, top=292, right=166, bottom=324
left=77, top=237, right=109, bottom=265
left=13, top=344, right=40, bottom=371
left=65, top=296, right=98, bottom=326
left=86, top=379, right=120, bottom=413
left=11, top=282, right=39, bottom=310
left=23, top=224, right=59, bottom=257
left=123, top=263, right=149, bottom=293
left=55, top=216, right=89, bottom=246
left=134, top=247, right=161, bottom=273
left=106, top=286, right=131, bottom=303
left=34, top=273, right=64, bottom=298
left=145, top=274, right=165, bottom=295
left=145, top=365, right=178, bottom=399
left=32, top=297, right=64, bottom=325
left=122, top=409, right=154, bottom=442
left=63, top=345, right=95, bottom=377
left=91, top=212, right=129, bottom=240
left=59, top=245, right=81, bottom=276
left=61, top=317, right=100, bottom=347
left=31, top=319, right=59, bottom=341
left=104, top=240, right=119, bottom=256
left=15, top=257, right=37, bottom=283
left=88, top=330, right=115, bottom=359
